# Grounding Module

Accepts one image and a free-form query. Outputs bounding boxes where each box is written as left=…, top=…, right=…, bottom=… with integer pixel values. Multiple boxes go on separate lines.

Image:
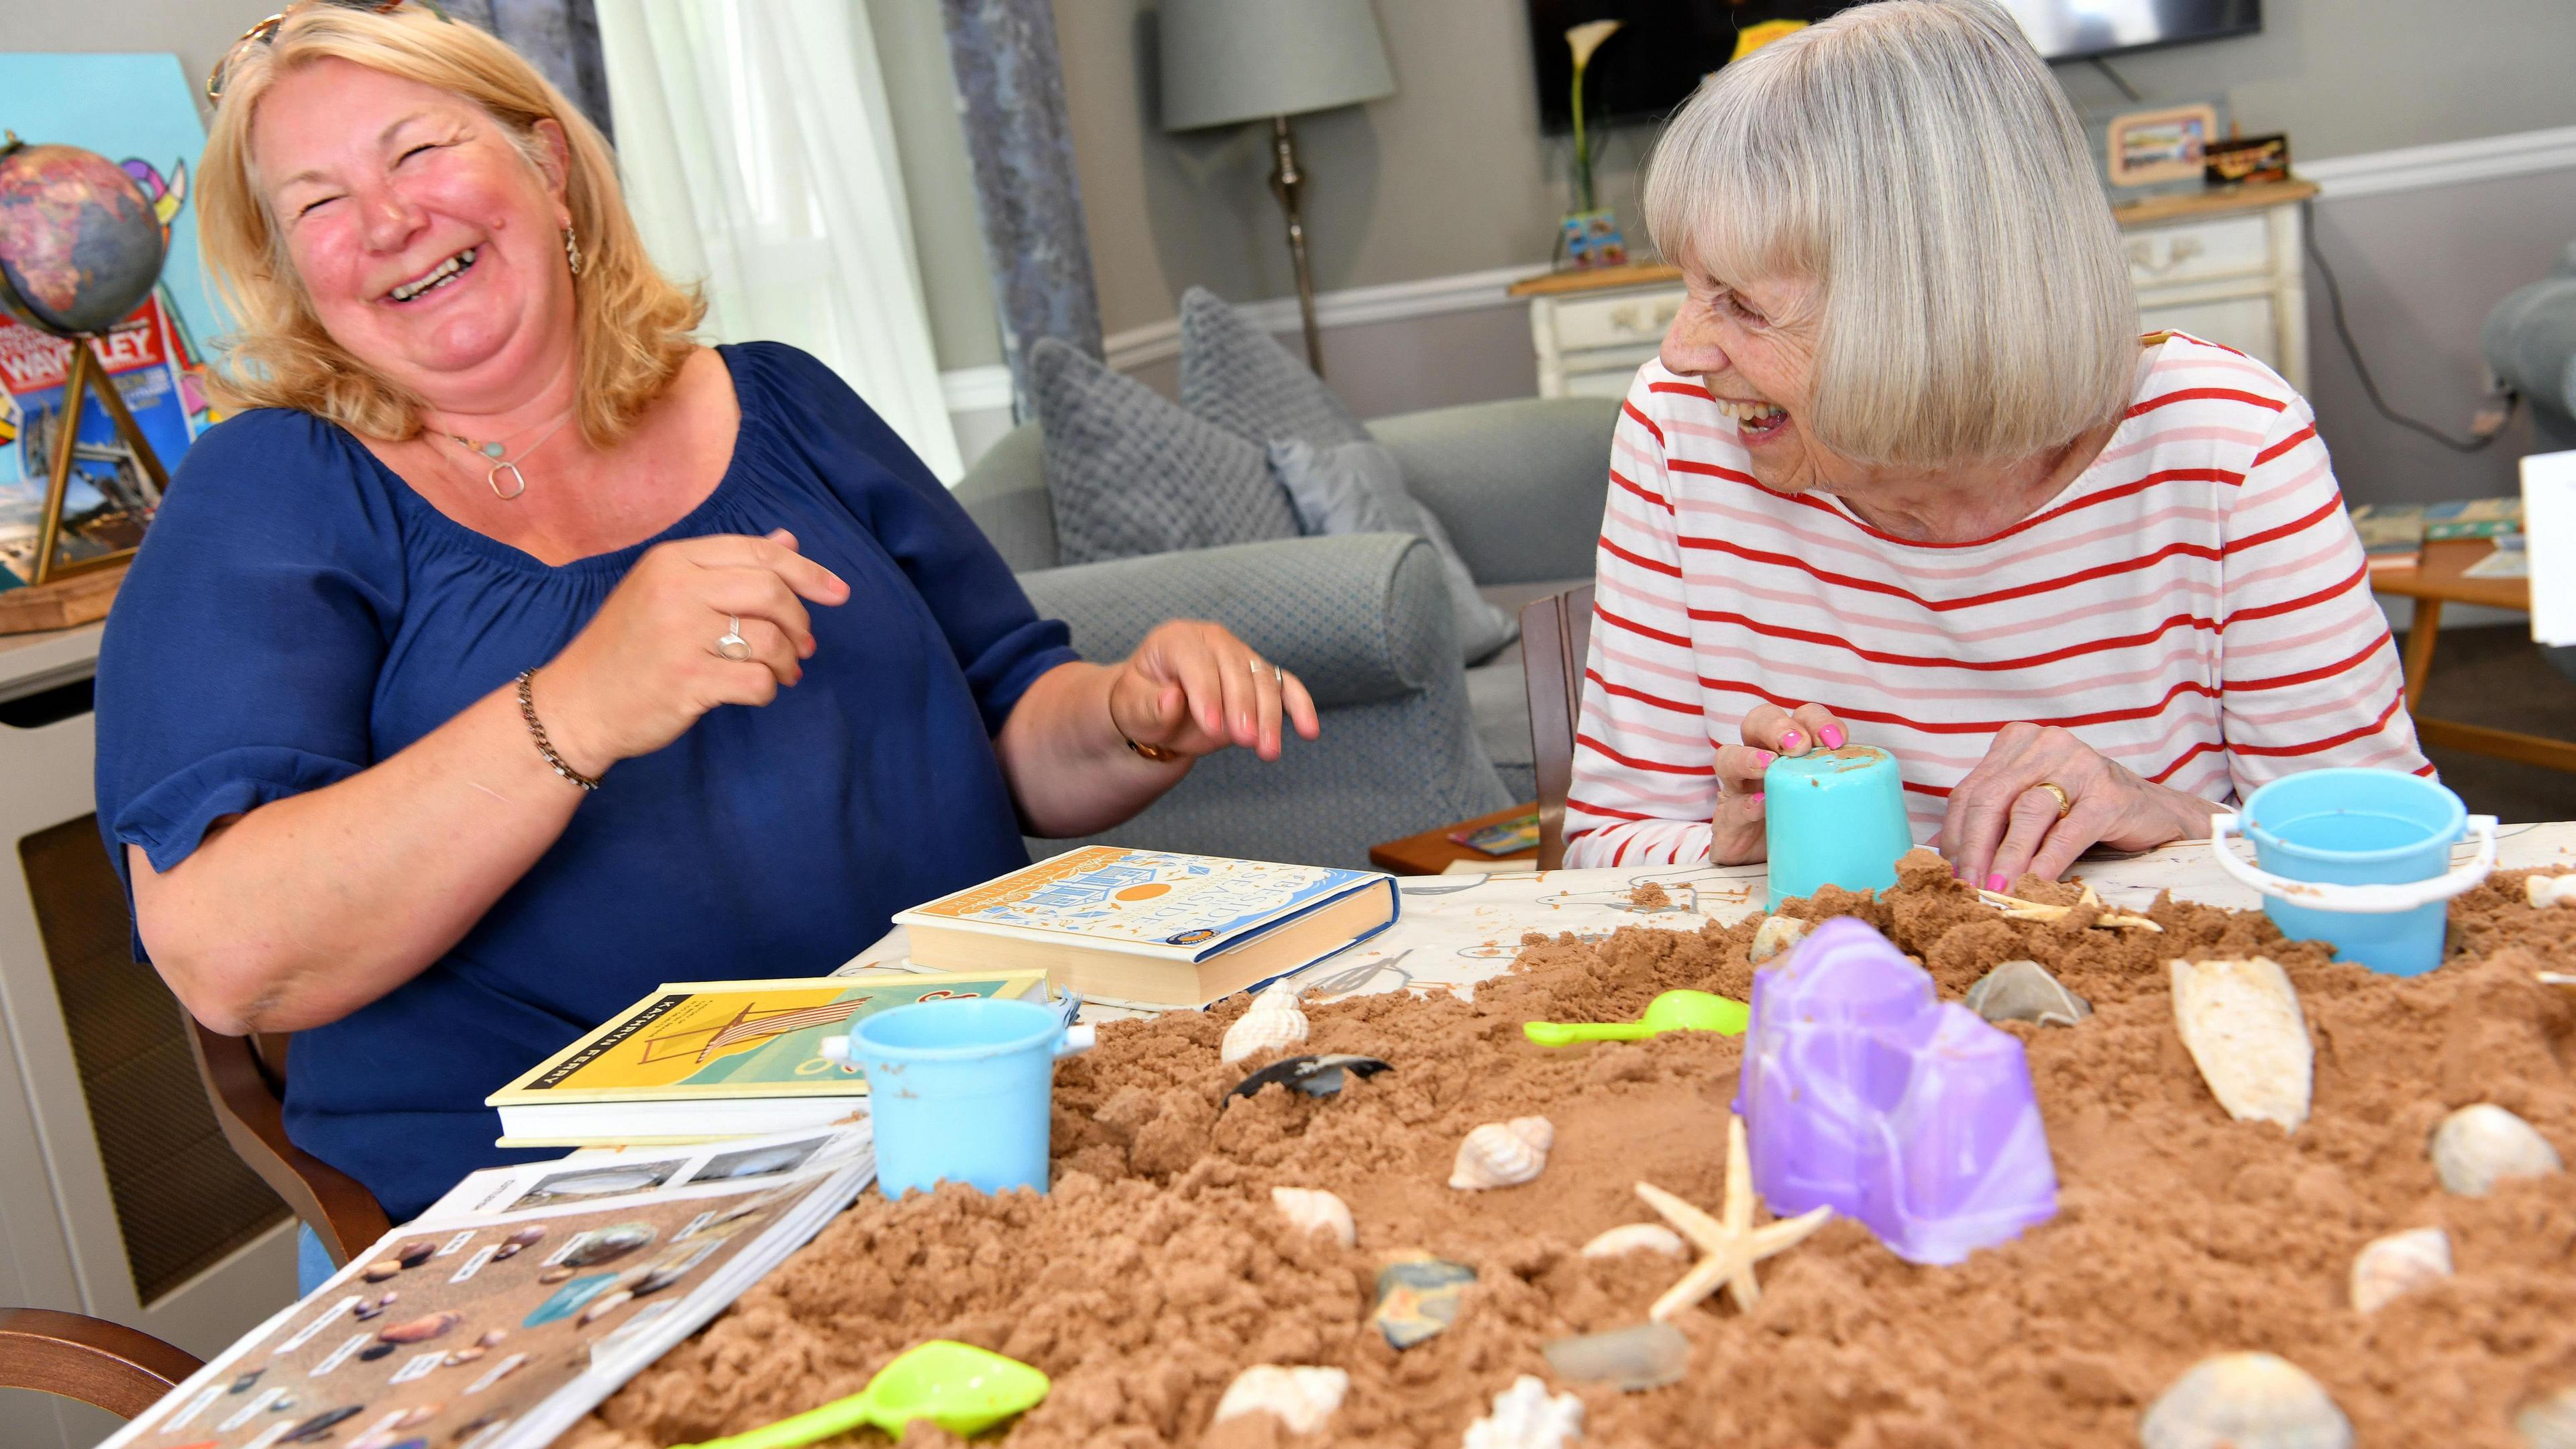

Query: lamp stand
left=1267, top=115, right=1324, bottom=377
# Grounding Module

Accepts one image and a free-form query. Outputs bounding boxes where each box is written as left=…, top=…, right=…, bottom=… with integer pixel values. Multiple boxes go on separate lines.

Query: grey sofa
left=954, top=394, right=1618, bottom=869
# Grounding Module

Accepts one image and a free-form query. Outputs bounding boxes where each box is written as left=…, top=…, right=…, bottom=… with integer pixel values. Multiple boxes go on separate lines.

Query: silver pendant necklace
left=439, top=410, right=576, bottom=500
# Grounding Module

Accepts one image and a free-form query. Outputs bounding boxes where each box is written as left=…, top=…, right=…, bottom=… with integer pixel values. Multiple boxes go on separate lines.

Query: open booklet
left=101, top=1124, right=875, bottom=1449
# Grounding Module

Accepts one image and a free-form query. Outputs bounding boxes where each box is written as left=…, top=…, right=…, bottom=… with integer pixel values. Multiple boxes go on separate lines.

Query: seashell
left=2528, top=873, right=2576, bottom=908
left=375, top=1311, right=462, bottom=1345
left=1578, top=1223, right=1687, bottom=1260
left=2431, top=1104, right=2565, bottom=1197
left=362, top=1258, right=402, bottom=1283
left=1449, top=1116, right=1554, bottom=1190
left=1222, top=983, right=1311, bottom=1064
left=1749, top=914, right=1811, bottom=965
left=1462, top=1374, right=1585, bottom=1449
left=394, top=1239, right=437, bottom=1269
left=1373, top=1254, right=1475, bottom=1349
left=2139, top=1352, right=2351, bottom=1449
left=577, top=1288, right=634, bottom=1326
left=1271, top=1186, right=1356, bottom=1247
left=475, top=1329, right=508, bottom=1348
left=560, top=1222, right=655, bottom=1267
left=2517, top=1383, right=2576, bottom=1449
left=537, top=1265, right=576, bottom=1285
left=2349, top=1226, right=2451, bottom=1313
left=1212, top=1364, right=1350, bottom=1434
left=280, top=1407, right=364, bottom=1444
left=1964, top=958, right=2092, bottom=1028
left=443, top=1346, right=486, bottom=1366
left=1542, top=1322, right=1690, bottom=1391
left=2170, top=957, right=2312, bottom=1131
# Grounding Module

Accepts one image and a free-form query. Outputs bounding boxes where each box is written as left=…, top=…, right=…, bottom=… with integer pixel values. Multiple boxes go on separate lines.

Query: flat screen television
left=1527, top=0, right=2261, bottom=133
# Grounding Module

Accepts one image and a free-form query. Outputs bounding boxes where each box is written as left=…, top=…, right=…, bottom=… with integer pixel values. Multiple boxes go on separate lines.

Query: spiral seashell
left=1448, top=1116, right=1554, bottom=1191
left=2528, top=873, right=2576, bottom=908
left=1271, top=1186, right=1356, bottom=1248
left=2170, top=957, right=2312, bottom=1131
left=1578, top=1222, right=1687, bottom=1259
left=1748, top=914, right=1811, bottom=965
left=2140, top=1352, right=2352, bottom=1449
left=2430, top=1104, right=2564, bottom=1197
left=2517, top=1383, right=2576, bottom=1449
left=1212, top=1364, right=1349, bottom=1434
left=1221, top=983, right=1310, bottom=1064
left=2349, top=1226, right=2451, bottom=1313
left=1462, top=1374, right=1585, bottom=1449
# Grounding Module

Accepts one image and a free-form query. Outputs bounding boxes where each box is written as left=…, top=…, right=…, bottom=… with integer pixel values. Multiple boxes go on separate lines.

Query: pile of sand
left=581, top=861, right=2576, bottom=1448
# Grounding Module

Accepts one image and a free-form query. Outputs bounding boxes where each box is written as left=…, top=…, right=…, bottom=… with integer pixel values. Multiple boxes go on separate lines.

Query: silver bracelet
left=515, top=668, right=600, bottom=792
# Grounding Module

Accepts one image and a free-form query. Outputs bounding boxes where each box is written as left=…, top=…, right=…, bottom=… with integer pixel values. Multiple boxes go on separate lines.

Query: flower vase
left=1559, top=209, right=1627, bottom=270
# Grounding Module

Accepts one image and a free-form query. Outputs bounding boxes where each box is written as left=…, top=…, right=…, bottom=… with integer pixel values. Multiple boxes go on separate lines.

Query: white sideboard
left=1523, top=180, right=2316, bottom=400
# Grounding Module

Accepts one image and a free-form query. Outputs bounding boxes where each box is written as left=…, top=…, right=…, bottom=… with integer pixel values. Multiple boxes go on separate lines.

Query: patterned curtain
left=940, top=0, right=1104, bottom=421
left=443, top=0, right=615, bottom=140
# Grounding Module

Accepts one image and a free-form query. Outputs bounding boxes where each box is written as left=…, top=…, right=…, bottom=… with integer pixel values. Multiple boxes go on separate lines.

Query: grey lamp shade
left=1159, top=0, right=1397, bottom=131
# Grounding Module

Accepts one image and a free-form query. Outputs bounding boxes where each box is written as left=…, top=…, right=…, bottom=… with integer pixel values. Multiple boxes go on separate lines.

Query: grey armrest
left=1017, top=532, right=1461, bottom=711
left=1373, top=396, right=1620, bottom=584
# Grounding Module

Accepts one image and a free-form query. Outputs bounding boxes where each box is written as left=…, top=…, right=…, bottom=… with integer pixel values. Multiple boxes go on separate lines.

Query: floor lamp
left=1158, top=0, right=1395, bottom=378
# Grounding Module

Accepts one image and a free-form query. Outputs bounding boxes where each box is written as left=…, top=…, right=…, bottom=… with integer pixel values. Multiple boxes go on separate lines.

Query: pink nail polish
left=1746, top=792, right=1764, bottom=806
left=1755, top=751, right=1776, bottom=768
left=1781, top=729, right=1803, bottom=751
left=1821, top=725, right=1845, bottom=749
left=1986, top=872, right=2008, bottom=892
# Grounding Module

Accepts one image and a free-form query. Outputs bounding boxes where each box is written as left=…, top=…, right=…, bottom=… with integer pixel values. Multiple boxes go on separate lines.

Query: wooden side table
left=1368, top=802, right=1540, bottom=876
left=2370, top=538, right=2576, bottom=771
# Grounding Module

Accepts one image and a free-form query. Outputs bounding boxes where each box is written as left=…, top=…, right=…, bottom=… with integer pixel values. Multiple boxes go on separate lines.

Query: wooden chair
left=0, top=1307, right=201, bottom=1419
left=186, top=1022, right=390, bottom=1268
left=1519, top=584, right=1595, bottom=871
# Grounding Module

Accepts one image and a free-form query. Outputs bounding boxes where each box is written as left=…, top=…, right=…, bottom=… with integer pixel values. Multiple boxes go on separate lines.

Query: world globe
left=0, top=136, right=167, bottom=338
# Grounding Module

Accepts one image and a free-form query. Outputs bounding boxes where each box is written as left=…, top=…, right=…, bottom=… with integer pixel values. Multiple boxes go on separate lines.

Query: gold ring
left=2033, top=782, right=2072, bottom=818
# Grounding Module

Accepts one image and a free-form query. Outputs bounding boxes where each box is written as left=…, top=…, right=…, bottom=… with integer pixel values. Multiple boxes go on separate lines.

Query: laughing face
left=1659, top=267, right=1837, bottom=496
left=251, top=57, right=574, bottom=414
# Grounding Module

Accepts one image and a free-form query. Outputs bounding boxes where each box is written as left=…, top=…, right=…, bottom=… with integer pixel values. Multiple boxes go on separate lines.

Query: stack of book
left=2349, top=496, right=2522, bottom=573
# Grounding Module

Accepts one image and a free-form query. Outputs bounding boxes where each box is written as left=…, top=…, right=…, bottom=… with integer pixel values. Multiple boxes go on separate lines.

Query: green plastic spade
left=1522, top=989, right=1749, bottom=1047
left=676, top=1340, right=1050, bottom=1448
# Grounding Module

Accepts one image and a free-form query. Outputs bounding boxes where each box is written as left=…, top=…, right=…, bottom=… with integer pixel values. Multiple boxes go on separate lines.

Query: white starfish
left=1633, top=1114, right=1833, bottom=1322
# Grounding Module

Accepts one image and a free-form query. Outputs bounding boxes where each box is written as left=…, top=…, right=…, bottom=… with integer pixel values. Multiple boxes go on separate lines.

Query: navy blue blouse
left=95, top=343, right=1076, bottom=1220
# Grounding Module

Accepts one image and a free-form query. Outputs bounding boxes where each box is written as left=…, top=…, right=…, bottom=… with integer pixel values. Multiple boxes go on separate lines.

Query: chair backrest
left=0, top=1307, right=201, bottom=1419
left=1520, top=584, right=1595, bottom=870
left=186, top=1021, right=390, bottom=1268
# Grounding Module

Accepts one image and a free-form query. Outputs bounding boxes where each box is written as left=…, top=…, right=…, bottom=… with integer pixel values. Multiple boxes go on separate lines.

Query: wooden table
left=2370, top=537, right=2576, bottom=771
left=1367, top=802, right=1540, bottom=876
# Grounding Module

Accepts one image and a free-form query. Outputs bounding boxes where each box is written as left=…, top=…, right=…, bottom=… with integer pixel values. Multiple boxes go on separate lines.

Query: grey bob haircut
left=1644, top=0, right=2138, bottom=468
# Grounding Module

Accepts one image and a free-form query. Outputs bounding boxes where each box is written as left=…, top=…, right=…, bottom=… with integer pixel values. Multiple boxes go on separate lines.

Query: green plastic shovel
left=1522, top=989, right=1750, bottom=1046
left=676, top=1340, right=1050, bottom=1448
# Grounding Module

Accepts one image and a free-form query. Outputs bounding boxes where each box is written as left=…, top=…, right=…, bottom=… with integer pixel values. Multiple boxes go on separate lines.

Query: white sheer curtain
left=598, top=0, right=963, bottom=480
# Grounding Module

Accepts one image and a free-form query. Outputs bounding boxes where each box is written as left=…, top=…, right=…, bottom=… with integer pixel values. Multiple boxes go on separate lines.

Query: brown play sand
left=580, top=859, right=2576, bottom=1448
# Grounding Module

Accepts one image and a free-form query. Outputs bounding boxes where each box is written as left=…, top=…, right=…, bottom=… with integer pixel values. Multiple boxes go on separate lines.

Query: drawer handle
left=2127, top=235, right=2205, bottom=276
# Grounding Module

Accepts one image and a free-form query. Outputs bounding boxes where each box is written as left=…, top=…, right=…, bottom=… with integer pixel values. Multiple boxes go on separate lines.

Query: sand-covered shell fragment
left=2517, top=1383, right=2576, bottom=1449
left=1271, top=1186, right=1356, bottom=1248
left=1449, top=1116, right=1554, bottom=1190
left=1212, top=1364, right=1350, bottom=1434
left=1221, top=983, right=1310, bottom=1064
left=2528, top=873, right=2576, bottom=908
left=2139, top=1352, right=2352, bottom=1449
left=1964, top=958, right=2092, bottom=1028
left=2431, top=1103, right=2565, bottom=1197
left=2349, top=1226, right=2451, bottom=1313
left=1748, top=914, right=1810, bottom=965
left=2170, top=957, right=2312, bottom=1131
left=1462, top=1374, right=1585, bottom=1449
left=1578, top=1223, right=1686, bottom=1260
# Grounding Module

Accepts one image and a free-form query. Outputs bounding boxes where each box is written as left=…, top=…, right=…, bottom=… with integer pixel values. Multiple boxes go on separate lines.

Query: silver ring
left=1250, top=656, right=1282, bottom=684
left=716, top=614, right=751, bottom=663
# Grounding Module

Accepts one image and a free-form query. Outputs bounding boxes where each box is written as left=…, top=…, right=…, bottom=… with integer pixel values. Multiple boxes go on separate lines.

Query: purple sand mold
left=1734, top=916, right=2058, bottom=1266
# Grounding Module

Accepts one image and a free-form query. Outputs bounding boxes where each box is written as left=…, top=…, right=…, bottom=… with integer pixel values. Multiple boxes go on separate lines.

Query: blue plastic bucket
left=1764, top=746, right=1916, bottom=911
left=841, top=997, right=1093, bottom=1198
left=2210, top=768, right=2496, bottom=976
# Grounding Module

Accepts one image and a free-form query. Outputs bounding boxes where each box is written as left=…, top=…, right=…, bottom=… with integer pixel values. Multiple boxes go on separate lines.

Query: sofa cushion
left=1177, top=286, right=1371, bottom=449
left=1029, top=337, right=1301, bottom=566
left=1268, top=436, right=1518, bottom=665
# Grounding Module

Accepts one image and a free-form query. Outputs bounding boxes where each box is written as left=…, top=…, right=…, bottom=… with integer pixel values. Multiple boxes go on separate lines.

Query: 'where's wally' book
left=892, top=847, right=1399, bottom=1008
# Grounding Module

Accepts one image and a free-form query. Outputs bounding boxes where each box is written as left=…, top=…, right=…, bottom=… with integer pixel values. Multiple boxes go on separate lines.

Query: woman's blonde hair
left=198, top=3, right=701, bottom=445
left=1643, top=0, right=2137, bottom=468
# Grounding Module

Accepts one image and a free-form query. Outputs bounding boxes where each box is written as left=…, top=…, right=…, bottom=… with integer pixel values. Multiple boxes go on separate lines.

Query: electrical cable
left=2089, top=56, right=2143, bottom=103
left=2298, top=201, right=2511, bottom=453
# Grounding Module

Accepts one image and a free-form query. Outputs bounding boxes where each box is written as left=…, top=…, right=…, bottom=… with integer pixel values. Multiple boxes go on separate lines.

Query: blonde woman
left=93, top=3, right=1314, bottom=1266
left=1567, top=0, right=2426, bottom=879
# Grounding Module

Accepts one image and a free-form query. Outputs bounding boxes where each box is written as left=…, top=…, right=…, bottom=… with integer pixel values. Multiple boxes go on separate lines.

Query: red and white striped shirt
left=1565, top=333, right=2429, bottom=867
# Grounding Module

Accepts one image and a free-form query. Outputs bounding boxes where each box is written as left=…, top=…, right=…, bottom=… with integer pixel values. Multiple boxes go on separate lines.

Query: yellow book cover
left=487, top=971, right=1046, bottom=1108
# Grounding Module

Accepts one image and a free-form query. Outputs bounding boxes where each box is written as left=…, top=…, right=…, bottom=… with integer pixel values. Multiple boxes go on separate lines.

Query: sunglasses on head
left=206, top=0, right=451, bottom=104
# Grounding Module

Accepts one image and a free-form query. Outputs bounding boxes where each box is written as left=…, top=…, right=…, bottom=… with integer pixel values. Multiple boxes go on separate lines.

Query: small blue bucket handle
left=2208, top=812, right=2499, bottom=913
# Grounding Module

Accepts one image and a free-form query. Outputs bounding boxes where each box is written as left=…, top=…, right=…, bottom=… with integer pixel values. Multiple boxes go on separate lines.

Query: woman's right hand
left=1709, top=700, right=1851, bottom=864
left=537, top=529, right=851, bottom=776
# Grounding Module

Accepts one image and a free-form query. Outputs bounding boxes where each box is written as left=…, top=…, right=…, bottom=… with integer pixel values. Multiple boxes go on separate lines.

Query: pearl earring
left=562, top=223, right=582, bottom=277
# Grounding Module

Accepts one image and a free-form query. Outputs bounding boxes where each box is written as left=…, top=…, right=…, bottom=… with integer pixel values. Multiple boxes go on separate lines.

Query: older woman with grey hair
left=1566, top=0, right=2426, bottom=883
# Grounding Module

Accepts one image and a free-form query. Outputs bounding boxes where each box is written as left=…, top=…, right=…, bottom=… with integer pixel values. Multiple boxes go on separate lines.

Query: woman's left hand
left=1107, top=620, right=1320, bottom=762
left=1939, top=722, right=2218, bottom=890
